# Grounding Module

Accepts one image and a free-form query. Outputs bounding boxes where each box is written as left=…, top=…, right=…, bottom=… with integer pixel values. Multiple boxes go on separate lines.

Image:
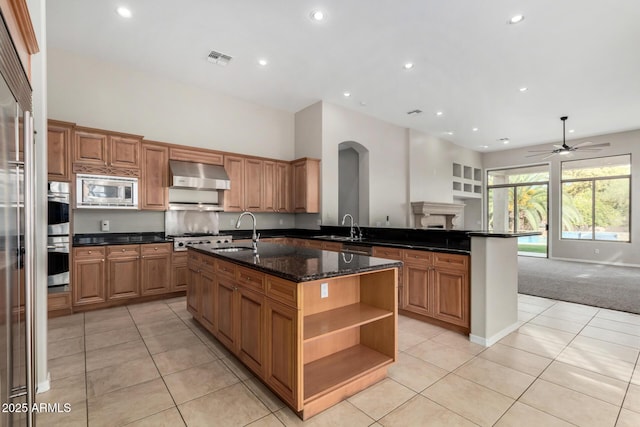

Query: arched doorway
left=338, top=141, right=370, bottom=225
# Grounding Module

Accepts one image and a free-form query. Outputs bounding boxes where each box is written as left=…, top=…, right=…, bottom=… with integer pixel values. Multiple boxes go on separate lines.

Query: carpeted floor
left=518, top=257, right=640, bottom=314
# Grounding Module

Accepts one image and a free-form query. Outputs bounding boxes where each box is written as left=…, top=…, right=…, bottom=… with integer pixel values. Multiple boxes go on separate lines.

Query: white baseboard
left=470, top=321, right=521, bottom=347
left=36, top=372, right=51, bottom=394
left=550, top=256, right=640, bottom=268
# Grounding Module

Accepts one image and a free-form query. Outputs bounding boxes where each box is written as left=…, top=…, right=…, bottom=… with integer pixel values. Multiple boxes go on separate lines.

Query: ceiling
left=46, top=0, right=640, bottom=152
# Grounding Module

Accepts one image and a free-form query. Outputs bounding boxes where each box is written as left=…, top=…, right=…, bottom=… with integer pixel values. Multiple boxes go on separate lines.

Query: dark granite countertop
left=466, top=231, right=541, bottom=237
left=73, top=232, right=171, bottom=246
left=188, top=242, right=403, bottom=282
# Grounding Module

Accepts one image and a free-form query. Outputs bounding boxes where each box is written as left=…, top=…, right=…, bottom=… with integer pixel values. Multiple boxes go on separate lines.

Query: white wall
left=48, top=48, right=295, bottom=160
left=483, top=129, right=640, bottom=266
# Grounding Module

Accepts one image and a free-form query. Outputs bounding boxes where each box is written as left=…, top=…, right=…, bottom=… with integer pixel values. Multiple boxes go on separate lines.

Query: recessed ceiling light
left=568, top=129, right=575, bottom=133
left=359, top=101, right=367, bottom=106
left=258, top=59, right=268, bottom=66
left=519, top=87, right=528, bottom=92
left=472, top=127, right=479, bottom=132
left=116, top=6, right=132, bottom=18
left=480, top=145, right=489, bottom=149
left=445, top=131, right=454, bottom=135
left=501, top=138, right=510, bottom=144
left=343, top=92, right=351, bottom=97
left=508, top=14, right=524, bottom=24
left=403, top=62, right=414, bottom=70
left=310, top=10, right=324, bottom=21
left=436, top=111, right=443, bottom=116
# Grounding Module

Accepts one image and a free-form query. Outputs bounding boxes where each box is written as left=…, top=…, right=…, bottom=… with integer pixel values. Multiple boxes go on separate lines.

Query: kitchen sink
left=313, top=235, right=356, bottom=241
left=213, top=247, right=253, bottom=252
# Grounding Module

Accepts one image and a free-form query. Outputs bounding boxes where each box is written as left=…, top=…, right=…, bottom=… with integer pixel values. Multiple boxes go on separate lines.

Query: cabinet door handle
left=122, top=248, right=126, bottom=252
left=101, top=259, right=105, bottom=262
left=88, top=250, right=92, bottom=254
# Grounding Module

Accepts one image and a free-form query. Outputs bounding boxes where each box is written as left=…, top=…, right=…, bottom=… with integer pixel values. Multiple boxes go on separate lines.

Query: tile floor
left=39, top=294, right=640, bottom=426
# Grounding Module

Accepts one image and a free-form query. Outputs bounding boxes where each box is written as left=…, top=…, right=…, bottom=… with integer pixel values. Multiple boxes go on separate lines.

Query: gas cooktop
left=169, top=234, right=233, bottom=251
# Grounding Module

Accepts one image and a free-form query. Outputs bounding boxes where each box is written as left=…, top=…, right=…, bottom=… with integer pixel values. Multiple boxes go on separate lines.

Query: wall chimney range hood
left=169, top=160, right=231, bottom=190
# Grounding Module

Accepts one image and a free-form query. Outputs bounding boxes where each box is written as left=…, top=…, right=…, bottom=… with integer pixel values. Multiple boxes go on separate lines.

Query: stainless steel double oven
left=47, top=181, right=70, bottom=292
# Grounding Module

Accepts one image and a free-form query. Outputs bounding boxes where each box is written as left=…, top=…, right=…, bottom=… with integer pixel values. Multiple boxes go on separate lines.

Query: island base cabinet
left=265, top=299, right=301, bottom=410
left=186, top=264, right=201, bottom=318
left=214, top=277, right=237, bottom=350
left=200, top=271, right=216, bottom=331
left=433, top=268, right=469, bottom=328
left=238, top=288, right=266, bottom=377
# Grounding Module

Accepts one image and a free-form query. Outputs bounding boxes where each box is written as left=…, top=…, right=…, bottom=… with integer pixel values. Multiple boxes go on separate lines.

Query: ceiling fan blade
left=525, top=152, right=550, bottom=157
left=571, top=140, right=593, bottom=148
left=581, top=142, right=610, bottom=148
left=527, top=149, right=555, bottom=152
left=541, top=153, right=557, bottom=160
left=553, top=144, right=565, bottom=149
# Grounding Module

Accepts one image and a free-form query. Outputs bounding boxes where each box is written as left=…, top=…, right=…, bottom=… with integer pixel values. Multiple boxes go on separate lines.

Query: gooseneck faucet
left=235, top=211, right=260, bottom=253
left=341, top=213, right=355, bottom=239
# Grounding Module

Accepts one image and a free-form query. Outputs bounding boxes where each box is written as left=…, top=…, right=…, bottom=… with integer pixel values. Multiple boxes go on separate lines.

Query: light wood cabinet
left=238, top=287, right=266, bottom=376
left=47, top=120, right=73, bottom=181
left=292, top=158, right=320, bottom=213
left=169, top=146, right=224, bottom=165
left=172, top=252, right=188, bottom=291
left=140, top=243, right=172, bottom=295
left=140, top=142, right=168, bottom=210
left=73, top=247, right=106, bottom=306
left=200, top=269, right=216, bottom=331
left=73, top=127, right=141, bottom=171
left=106, top=245, right=140, bottom=300
left=223, top=155, right=245, bottom=212
left=275, top=162, right=292, bottom=212
left=187, top=252, right=202, bottom=318
left=215, top=274, right=238, bottom=349
left=263, top=161, right=276, bottom=212
left=244, top=158, right=264, bottom=211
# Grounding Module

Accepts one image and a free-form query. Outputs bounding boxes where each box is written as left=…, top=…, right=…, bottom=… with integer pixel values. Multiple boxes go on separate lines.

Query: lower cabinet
left=73, top=247, right=106, bottom=306
left=172, top=252, right=188, bottom=291
left=106, top=245, right=140, bottom=300
left=402, top=262, right=432, bottom=316
left=237, top=287, right=266, bottom=376
left=140, top=244, right=172, bottom=295
left=265, top=298, right=299, bottom=408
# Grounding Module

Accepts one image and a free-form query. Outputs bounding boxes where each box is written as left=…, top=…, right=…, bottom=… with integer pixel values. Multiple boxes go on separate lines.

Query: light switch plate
left=101, top=220, right=110, bottom=232
left=320, top=282, right=329, bottom=298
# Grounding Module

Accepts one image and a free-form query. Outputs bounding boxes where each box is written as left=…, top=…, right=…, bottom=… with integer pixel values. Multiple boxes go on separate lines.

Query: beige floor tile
left=48, top=323, right=84, bottom=343
left=580, top=325, right=640, bottom=349
left=528, top=314, right=589, bottom=333
left=179, top=382, right=269, bottom=426
left=85, top=326, right=141, bottom=352
left=124, top=407, right=185, bottom=426
left=617, top=408, right=640, bottom=427
left=431, top=331, right=486, bottom=355
left=553, top=301, right=600, bottom=316
left=454, top=357, right=536, bottom=399
left=191, top=326, right=233, bottom=358
left=397, top=330, right=429, bottom=351
left=478, top=343, right=552, bottom=377
left=498, top=331, right=567, bottom=359
left=143, top=328, right=203, bottom=355
left=520, top=379, right=619, bottom=427
left=539, top=307, right=595, bottom=324
left=48, top=312, right=84, bottom=329
left=152, top=342, right=215, bottom=375
left=516, top=323, right=576, bottom=345
left=494, top=402, right=574, bottom=427
left=379, top=394, right=476, bottom=426
left=518, top=302, right=549, bottom=315
left=84, top=305, right=130, bottom=322
left=387, top=352, right=448, bottom=392
left=398, top=316, right=448, bottom=339
left=49, top=352, right=85, bottom=381
left=127, top=300, right=171, bottom=315
left=568, top=335, right=639, bottom=363
left=274, top=401, right=373, bottom=426
left=36, top=373, right=86, bottom=405
left=589, top=317, right=640, bottom=337
left=422, top=374, right=513, bottom=426
left=348, top=378, right=416, bottom=420
left=163, top=359, right=240, bottom=404
left=221, top=355, right=255, bottom=381
left=137, top=318, right=189, bottom=339
left=518, top=294, right=556, bottom=308
left=85, top=314, right=135, bottom=336
left=164, top=295, right=186, bottom=304
left=518, top=311, right=537, bottom=322
left=244, top=378, right=287, bottom=412
left=87, top=378, right=174, bottom=427
left=36, top=401, right=87, bottom=427
left=596, top=309, right=640, bottom=326
left=245, top=413, right=286, bottom=426
left=556, top=346, right=635, bottom=382
left=87, top=355, right=159, bottom=398
left=632, top=365, right=640, bottom=386
left=86, top=339, right=149, bottom=372
left=405, top=340, right=475, bottom=371
left=130, top=306, right=178, bottom=325
left=623, top=383, right=640, bottom=413
left=541, top=361, right=629, bottom=406
left=48, top=335, right=84, bottom=360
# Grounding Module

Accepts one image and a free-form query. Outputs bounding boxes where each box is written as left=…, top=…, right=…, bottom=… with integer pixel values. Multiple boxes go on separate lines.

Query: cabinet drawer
left=172, top=252, right=188, bottom=266
left=141, top=243, right=171, bottom=255
left=373, top=247, right=403, bottom=260
left=237, top=266, right=265, bottom=292
left=107, top=245, right=140, bottom=258
left=48, top=292, right=71, bottom=311
left=403, top=249, right=432, bottom=263
left=322, top=242, right=343, bottom=252
left=216, top=260, right=237, bottom=278
left=74, top=246, right=106, bottom=259
left=188, top=251, right=202, bottom=266
left=433, top=253, right=469, bottom=270
left=266, top=276, right=298, bottom=308
left=201, top=255, right=216, bottom=272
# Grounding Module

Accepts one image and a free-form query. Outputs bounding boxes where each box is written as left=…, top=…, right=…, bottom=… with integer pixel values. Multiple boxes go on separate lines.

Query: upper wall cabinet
left=292, top=158, right=320, bottom=213
left=169, top=146, right=223, bottom=165
left=140, top=141, right=168, bottom=211
left=73, top=127, right=142, bottom=176
left=223, top=155, right=245, bottom=212
left=0, top=0, right=39, bottom=81
left=47, top=120, right=74, bottom=182
left=263, top=161, right=292, bottom=213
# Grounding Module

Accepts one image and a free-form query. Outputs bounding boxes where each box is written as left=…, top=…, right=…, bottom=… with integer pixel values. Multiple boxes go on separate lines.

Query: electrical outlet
left=320, top=282, right=328, bottom=299
left=279, top=218, right=283, bottom=225
left=101, top=220, right=110, bottom=232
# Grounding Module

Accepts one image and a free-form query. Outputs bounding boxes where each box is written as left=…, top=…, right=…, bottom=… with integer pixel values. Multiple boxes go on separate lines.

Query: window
left=561, top=155, right=631, bottom=242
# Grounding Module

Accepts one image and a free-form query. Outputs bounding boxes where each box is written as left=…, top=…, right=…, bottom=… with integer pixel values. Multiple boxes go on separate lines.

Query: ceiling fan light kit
left=526, top=116, right=610, bottom=159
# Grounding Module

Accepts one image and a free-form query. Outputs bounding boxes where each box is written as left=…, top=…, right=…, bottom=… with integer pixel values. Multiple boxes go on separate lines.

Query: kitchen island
left=186, top=242, right=401, bottom=420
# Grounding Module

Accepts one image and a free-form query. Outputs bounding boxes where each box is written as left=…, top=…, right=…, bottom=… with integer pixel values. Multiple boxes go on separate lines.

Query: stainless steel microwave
left=76, top=174, right=138, bottom=209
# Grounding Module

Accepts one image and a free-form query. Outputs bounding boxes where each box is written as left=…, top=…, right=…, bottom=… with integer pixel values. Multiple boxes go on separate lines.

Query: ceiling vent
left=207, top=50, right=232, bottom=66
left=407, top=109, right=423, bottom=115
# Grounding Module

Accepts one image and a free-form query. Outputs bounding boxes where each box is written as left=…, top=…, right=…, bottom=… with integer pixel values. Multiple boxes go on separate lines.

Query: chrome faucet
left=235, top=211, right=260, bottom=253
left=341, top=213, right=360, bottom=240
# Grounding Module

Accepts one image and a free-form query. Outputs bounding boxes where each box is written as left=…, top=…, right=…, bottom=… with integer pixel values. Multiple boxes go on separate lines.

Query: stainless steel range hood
left=169, top=160, right=231, bottom=191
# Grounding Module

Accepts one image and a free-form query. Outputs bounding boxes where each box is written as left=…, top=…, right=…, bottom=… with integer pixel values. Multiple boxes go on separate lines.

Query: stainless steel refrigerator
left=1, top=12, right=36, bottom=427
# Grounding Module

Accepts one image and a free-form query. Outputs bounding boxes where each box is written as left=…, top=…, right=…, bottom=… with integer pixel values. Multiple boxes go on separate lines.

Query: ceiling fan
left=526, top=116, right=610, bottom=159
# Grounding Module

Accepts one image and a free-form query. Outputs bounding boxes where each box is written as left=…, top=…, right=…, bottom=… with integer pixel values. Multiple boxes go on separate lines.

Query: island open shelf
left=303, top=303, right=393, bottom=342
